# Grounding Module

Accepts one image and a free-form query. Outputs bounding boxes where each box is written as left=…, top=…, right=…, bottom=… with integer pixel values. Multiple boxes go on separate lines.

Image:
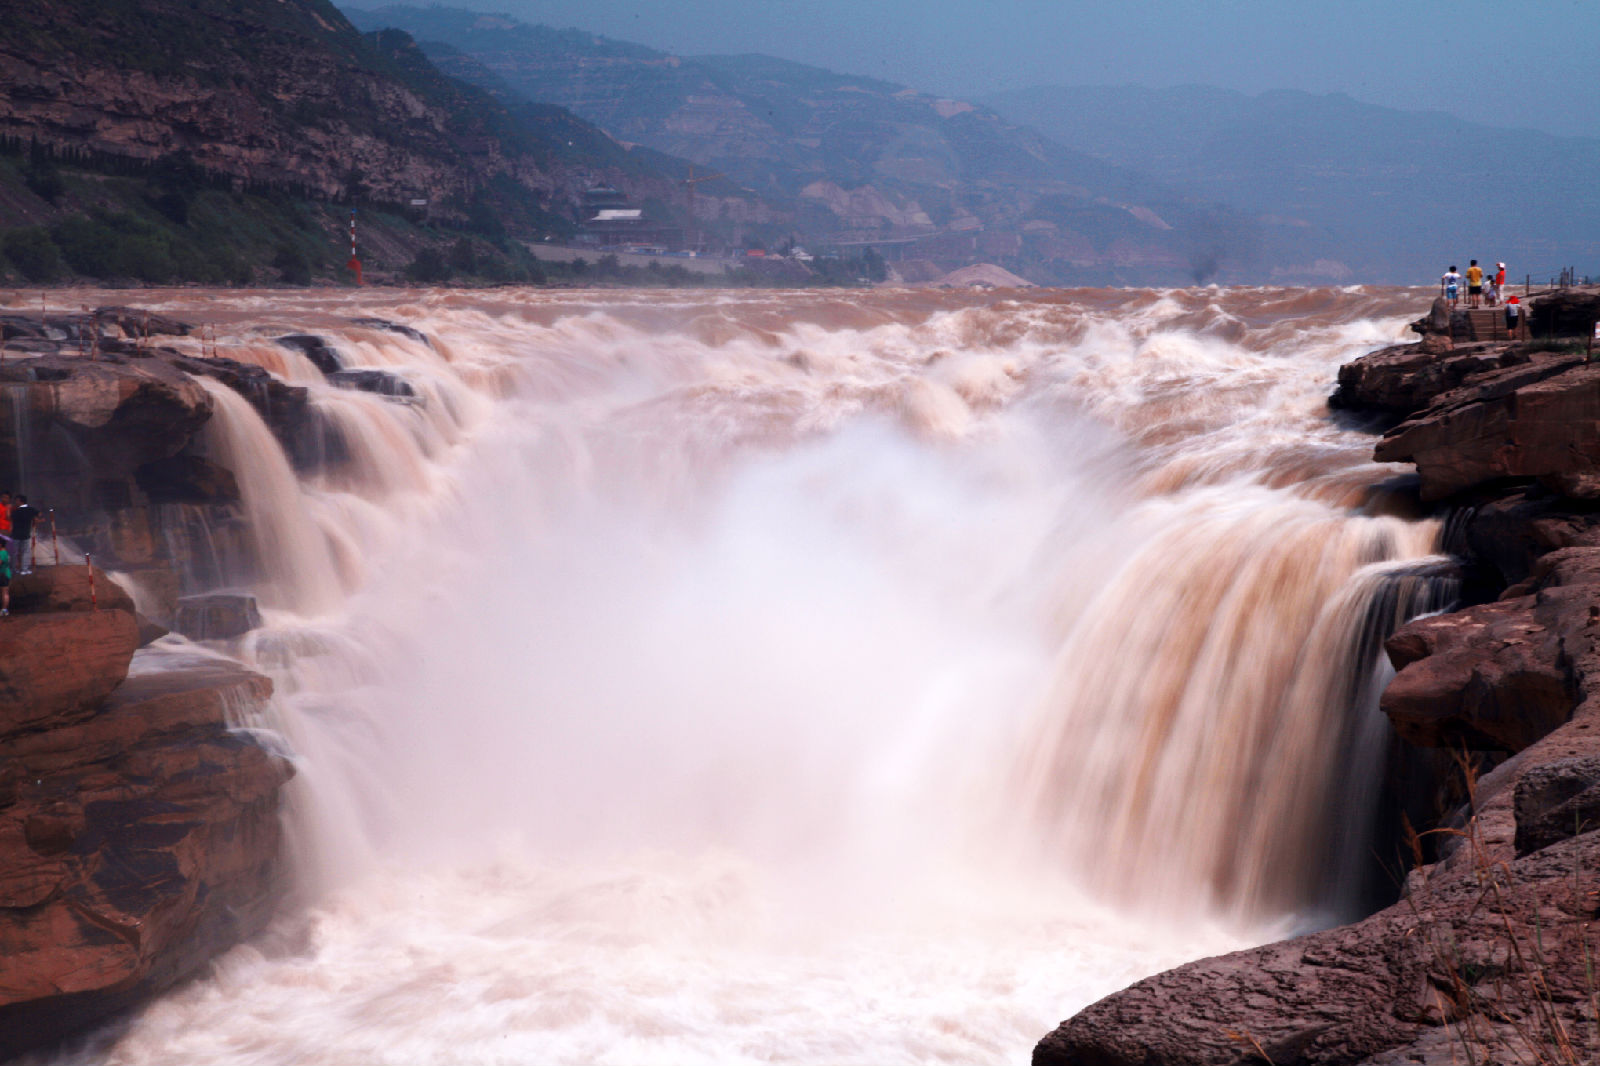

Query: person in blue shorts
left=1441, top=265, right=1462, bottom=307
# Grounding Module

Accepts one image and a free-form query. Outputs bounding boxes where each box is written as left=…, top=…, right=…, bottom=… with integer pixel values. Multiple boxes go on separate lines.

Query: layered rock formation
left=0, top=567, right=292, bottom=1059
left=1039, top=299, right=1600, bottom=1065
left=0, top=311, right=319, bottom=1057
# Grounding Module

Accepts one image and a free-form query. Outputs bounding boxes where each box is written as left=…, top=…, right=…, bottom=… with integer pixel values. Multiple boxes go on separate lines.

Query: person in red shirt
left=1496, top=262, right=1507, bottom=289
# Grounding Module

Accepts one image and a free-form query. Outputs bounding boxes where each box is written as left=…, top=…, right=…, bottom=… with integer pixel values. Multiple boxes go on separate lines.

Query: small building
left=577, top=206, right=683, bottom=250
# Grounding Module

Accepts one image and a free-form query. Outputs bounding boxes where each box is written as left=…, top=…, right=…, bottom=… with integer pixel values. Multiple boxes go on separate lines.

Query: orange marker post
left=50, top=509, right=58, bottom=567
left=85, top=553, right=97, bottom=610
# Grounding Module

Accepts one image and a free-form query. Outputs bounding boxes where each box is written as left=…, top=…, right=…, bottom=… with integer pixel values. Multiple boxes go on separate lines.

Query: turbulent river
left=37, top=285, right=1444, bottom=1064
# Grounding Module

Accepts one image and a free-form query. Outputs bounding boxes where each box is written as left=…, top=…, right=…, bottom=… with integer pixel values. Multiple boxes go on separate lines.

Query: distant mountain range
left=983, top=84, right=1600, bottom=283
left=347, top=4, right=1281, bottom=285
left=3, top=0, right=1589, bottom=287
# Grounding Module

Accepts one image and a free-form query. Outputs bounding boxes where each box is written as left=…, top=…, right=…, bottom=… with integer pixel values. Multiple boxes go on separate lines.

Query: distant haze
left=338, top=0, right=1599, bottom=139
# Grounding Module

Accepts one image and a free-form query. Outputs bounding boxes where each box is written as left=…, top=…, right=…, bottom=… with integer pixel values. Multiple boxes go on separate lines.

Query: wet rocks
left=166, top=352, right=317, bottom=466
left=1035, top=824, right=1600, bottom=1066
left=348, top=317, right=432, bottom=347
left=134, top=454, right=242, bottom=505
left=275, top=333, right=344, bottom=375
left=174, top=591, right=262, bottom=640
left=1039, top=314, right=1600, bottom=1066
left=0, top=609, right=139, bottom=735
left=328, top=367, right=417, bottom=398
left=10, top=565, right=138, bottom=616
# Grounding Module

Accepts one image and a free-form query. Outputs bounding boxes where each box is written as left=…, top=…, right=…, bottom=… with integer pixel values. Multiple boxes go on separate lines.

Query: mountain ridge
left=984, top=83, right=1600, bottom=283
left=349, top=4, right=1286, bottom=285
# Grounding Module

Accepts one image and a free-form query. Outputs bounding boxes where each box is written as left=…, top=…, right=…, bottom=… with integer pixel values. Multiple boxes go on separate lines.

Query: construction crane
left=681, top=164, right=723, bottom=253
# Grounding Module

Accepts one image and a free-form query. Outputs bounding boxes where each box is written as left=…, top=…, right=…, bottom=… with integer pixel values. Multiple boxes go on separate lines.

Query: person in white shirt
left=1441, top=266, right=1462, bottom=307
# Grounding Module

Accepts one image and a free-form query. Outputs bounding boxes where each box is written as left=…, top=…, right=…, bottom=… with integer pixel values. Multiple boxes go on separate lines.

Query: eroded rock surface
left=1373, top=355, right=1600, bottom=501
left=0, top=571, right=293, bottom=1058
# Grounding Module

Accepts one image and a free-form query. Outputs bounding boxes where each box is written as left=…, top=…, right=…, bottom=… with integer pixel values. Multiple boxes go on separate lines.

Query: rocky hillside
left=0, top=0, right=753, bottom=285
left=348, top=4, right=1286, bottom=285
left=1038, top=292, right=1600, bottom=1065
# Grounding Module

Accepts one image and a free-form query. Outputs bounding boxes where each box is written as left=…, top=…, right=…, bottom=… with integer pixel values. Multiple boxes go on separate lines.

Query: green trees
left=272, top=244, right=313, bottom=286
left=405, top=246, right=451, bottom=283
left=2, top=228, right=64, bottom=281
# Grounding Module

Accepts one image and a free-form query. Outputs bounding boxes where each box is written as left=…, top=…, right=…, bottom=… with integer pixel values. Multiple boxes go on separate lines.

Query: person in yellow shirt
left=1466, top=260, right=1484, bottom=308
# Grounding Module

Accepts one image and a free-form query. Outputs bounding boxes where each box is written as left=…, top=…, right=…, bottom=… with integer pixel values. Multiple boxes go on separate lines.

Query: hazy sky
left=351, top=0, right=1599, bottom=139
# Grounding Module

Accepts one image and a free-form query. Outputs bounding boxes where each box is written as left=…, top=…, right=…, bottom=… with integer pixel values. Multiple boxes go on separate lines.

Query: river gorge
left=1, top=284, right=1565, bottom=1063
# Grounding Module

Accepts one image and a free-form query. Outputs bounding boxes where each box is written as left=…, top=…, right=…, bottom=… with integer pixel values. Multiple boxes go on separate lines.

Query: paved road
left=522, top=244, right=741, bottom=276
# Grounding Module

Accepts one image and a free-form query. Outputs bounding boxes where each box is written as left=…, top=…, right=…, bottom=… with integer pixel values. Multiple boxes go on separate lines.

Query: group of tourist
left=1440, top=259, right=1523, bottom=335
left=0, top=493, right=42, bottom=617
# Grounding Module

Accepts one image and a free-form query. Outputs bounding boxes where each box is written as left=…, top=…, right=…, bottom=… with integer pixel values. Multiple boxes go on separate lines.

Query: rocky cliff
left=0, top=309, right=319, bottom=1058
left=1038, top=294, right=1600, bottom=1065
left=0, top=566, right=292, bottom=1059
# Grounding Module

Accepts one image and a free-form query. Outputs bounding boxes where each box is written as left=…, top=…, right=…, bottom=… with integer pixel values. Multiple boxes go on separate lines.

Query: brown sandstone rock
left=0, top=655, right=292, bottom=1058
left=1035, top=822, right=1600, bottom=1066
left=1381, top=547, right=1600, bottom=751
left=1327, top=340, right=1528, bottom=418
left=0, top=611, right=139, bottom=737
left=1373, top=356, right=1600, bottom=501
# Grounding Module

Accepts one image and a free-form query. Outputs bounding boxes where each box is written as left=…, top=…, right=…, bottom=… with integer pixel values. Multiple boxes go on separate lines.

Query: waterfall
left=71, top=284, right=1443, bottom=1065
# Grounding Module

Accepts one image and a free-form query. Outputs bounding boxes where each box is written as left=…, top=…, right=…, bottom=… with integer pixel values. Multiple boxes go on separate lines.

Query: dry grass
left=1402, top=754, right=1600, bottom=1065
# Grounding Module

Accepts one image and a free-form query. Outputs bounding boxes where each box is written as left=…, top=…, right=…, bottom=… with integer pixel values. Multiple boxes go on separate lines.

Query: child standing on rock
left=1441, top=265, right=1462, bottom=307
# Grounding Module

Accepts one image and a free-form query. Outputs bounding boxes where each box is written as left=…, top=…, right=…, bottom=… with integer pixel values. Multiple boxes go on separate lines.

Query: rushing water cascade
left=39, top=286, right=1446, bottom=1064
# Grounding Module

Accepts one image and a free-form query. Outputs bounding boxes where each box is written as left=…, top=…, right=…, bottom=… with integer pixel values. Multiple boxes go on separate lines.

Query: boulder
left=173, top=592, right=262, bottom=640
left=327, top=368, right=417, bottom=398
left=348, top=317, right=432, bottom=347
left=1381, top=547, right=1600, bottom=752
left=1526, top=291, right=1600, bottom=338
left=91, top=306, right=192, bottom=339
left=275, top=333, right=343, bottom=374
left=1372, top=355, right=1600, bottom=501
left=0, top=356, right=214, bottom=485
left=1456, top=486, right=1600, bottom=590
left=1513, top=755, right=1600, bottom=856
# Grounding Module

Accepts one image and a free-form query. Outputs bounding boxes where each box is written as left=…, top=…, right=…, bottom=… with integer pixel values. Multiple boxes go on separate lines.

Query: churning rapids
left=28, top=285, right=1447, bottom=1064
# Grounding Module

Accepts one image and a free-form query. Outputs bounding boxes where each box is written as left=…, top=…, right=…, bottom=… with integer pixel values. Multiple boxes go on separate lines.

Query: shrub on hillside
left=51, top=213, right=178, bottom=282
left=405, top=247, right=451, bottom=283
left=2, top=227, right=65, bottom=282
left=271, top=244, right=312, bottom=286
left=447, top=238, right=477, bottom=275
